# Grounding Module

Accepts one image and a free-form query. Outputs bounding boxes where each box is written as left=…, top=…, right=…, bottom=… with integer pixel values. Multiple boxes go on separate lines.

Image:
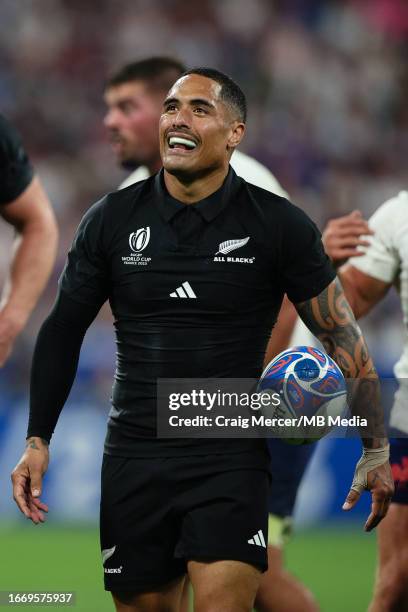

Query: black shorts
left=100, top=452, right=270, bottom=592
left=267, top=437, right=316, bottom=518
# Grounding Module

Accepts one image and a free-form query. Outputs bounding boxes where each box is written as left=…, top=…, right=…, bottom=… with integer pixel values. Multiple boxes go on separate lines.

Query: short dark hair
left=106, top=57, right=186, bottom=93
left=181, top=67, right=247, bottom=123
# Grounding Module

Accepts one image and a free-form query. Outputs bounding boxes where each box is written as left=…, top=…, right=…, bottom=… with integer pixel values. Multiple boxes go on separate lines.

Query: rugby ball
left=258, top=346, right=347, bottom=444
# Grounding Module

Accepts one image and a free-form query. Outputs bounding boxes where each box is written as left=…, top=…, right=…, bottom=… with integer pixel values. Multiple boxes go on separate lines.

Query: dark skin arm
left=295, top=278, right=394, bottom=531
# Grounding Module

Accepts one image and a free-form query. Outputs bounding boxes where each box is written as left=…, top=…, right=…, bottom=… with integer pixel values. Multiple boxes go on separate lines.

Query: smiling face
left=159, top=74, right=245, bottom=180
left=104, top=81, right=162, bottom=169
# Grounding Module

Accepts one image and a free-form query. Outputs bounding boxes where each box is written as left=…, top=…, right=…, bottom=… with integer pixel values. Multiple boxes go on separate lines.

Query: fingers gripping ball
left=258, top=346, right=347, bottom=445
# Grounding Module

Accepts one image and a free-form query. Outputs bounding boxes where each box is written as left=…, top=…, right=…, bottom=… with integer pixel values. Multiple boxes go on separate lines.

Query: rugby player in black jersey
left=12, top=69, right=392, bottom=612
left=0, top=115, right=57, bottom=367
left=104, top=58, right=376, bottom=612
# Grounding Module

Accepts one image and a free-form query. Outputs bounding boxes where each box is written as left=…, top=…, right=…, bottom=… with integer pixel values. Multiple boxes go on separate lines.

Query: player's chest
left=108, top=222, right=280, bottom=312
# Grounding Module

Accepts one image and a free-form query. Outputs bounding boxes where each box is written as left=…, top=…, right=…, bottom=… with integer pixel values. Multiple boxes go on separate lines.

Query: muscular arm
left=295, top=278, right=386, bottom=449
left=0, top=176, right=58, bottom=365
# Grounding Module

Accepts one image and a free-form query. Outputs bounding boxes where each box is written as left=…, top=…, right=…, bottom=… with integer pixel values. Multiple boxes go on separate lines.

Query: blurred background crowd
left=1, top=0, right=408, bottom=524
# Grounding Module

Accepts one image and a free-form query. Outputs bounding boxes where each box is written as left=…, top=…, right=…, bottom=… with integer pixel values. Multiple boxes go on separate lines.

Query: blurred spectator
left=0, top=0, right=407, bottom=390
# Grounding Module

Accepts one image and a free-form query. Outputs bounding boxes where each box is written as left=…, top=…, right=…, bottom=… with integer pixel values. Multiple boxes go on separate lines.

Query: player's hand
left=343, top=458, right=394, bottom=531
left=322, top=210, right=373, bottom=267
left=11, top=437, right=49, bottom=524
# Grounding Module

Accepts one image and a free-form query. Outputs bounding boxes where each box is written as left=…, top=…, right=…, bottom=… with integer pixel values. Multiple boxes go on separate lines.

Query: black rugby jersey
left=47, top=167, right=335, bottom=456
left=0, top=114, right=34, bottom=205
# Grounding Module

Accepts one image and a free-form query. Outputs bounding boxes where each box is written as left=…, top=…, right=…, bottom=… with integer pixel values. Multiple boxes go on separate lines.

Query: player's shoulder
left=239, top=175, right=303, bottom=219
left=374, top=190, right=408, bottom=215
left=0, top=114, right=25, bottom=160
left=237, top=176, right=315, bottom=242
left=231, top=150, right=289, bottom=198
left=83, top=175, right=155, bottom=232
left=102, top=174, right=155, bottom=209
left=0, top=114, right=15, bottom=142
left=369, top=190, right=408, bottom=230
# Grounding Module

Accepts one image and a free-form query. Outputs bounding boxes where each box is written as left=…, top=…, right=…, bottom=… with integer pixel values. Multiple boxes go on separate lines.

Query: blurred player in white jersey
left=103, top=57, right=370, bottom=612
left=332, top=192, right=408, bottom=611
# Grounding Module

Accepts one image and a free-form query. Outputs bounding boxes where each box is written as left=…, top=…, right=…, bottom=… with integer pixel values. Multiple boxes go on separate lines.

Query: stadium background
left=1, top=0, right=408, bottom=610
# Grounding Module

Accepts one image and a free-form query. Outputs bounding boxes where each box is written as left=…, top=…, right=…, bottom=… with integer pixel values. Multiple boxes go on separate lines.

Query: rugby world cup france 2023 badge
left=122, top=227, right=152, bottom=266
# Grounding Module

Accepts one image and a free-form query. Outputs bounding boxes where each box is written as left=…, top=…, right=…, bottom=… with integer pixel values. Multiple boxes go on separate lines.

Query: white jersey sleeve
left=348, top=192, right=408, bottom=283
left=119, top=166, right=150, bottom=190
left=230, top=150, right=289, bottom=198
left=349, top=191, right=408, bottom=431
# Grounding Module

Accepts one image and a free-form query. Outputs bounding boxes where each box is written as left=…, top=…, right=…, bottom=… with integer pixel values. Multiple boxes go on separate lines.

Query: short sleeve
left=348, top=194, right=403, bottom=283
left=59, top=197, right=109, bottom=307
left=280, top=202, right=336, bottom=303
left=0, top=115, right=34, bottom=204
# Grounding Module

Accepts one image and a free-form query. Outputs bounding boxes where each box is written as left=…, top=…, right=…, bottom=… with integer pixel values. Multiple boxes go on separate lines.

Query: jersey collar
left=154, top=166, right=240, bottom=223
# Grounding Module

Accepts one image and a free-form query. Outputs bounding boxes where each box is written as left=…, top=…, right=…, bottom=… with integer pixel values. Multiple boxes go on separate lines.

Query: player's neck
left=163, top=165, right=229, bottom=204
left=147, top=155, right=163, bottom=176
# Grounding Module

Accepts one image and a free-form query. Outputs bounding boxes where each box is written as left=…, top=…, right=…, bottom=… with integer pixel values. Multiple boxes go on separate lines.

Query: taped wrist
left=351, top=444, right=390, bottom=493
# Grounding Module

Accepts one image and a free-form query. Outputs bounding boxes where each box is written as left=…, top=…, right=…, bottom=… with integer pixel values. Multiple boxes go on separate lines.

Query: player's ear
left=227, top=121, right=245, bottom=150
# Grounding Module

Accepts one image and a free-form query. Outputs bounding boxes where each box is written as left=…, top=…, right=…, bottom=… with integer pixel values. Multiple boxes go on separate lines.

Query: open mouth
left=167, top=135, right=198, bottom=152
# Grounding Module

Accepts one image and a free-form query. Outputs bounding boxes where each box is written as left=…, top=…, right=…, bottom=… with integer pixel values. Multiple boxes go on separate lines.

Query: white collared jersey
left=349, top=191, right=408, bottom=432
left=119, top=149, right=289, bottom=199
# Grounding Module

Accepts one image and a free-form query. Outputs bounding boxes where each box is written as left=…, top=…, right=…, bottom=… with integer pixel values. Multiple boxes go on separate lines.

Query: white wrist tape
left=351, top=444, right=390, bottom=493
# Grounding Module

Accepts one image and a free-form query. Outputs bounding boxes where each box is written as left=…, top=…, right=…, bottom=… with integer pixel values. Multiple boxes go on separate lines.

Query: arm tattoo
left=296, top=278, right=386, bottom=448
left=26, top=437, right=49, bottom=450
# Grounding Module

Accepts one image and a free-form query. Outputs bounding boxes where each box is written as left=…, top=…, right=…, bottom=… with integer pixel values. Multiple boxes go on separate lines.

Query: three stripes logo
left=248, top=529, right=266, bottom=548
left=170, top=281, right=197, bottom=299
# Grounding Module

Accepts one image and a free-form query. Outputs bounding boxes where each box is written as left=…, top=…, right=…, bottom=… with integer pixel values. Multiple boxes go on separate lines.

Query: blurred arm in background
left=338, top=265, right=391, bottom=319
left=0, top=115, right=58, bottom=366
left=0, top=177, right=58, bottom=366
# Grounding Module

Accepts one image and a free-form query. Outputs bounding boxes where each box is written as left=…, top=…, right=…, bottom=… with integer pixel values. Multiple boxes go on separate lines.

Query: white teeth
left=168, top=136, right=197, bottom=149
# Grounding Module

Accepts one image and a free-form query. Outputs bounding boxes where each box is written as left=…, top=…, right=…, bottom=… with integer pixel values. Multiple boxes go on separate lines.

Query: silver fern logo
left=129, top=227, right=150, bottom=252
left=216, top=237, right=250, bottom=255
left=102, top=545, right=116, bottom=565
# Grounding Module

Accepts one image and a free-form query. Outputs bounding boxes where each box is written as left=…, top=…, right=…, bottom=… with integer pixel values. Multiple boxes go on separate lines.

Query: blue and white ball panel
left=259, top=346, right=347, bottom=443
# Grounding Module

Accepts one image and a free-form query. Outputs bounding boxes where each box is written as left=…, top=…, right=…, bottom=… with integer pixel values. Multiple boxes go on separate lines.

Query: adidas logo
left=248, top=530, right=266, bottom=548
left=170, top=281, right=197, bottom=299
